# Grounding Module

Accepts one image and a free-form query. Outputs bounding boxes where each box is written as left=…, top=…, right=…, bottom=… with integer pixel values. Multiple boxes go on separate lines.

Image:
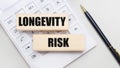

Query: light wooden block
left=16, top=14, right=68, bottom=31
left=33, top=34, right=85, bottom=51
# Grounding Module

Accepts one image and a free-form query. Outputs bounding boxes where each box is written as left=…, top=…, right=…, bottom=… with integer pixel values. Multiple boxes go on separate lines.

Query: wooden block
left=16, top=14, right=68, bottom=31
left=33, top=34, right=85, bottom=51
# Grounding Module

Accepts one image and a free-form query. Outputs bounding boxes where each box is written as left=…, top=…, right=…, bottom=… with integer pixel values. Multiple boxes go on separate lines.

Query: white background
left=0, top=0, right=120, bottom=68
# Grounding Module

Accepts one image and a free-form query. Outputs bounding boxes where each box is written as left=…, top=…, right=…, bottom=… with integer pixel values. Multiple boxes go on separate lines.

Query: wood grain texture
left=33, top=34, right=85, bottom=51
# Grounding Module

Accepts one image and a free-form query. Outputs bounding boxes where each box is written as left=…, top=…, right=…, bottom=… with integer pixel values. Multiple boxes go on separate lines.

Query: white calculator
left=0, top=0, right=96, bottom=68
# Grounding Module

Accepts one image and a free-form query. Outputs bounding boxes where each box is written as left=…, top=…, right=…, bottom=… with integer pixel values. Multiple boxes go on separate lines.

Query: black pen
left=80, top=5, right=120, bottom=65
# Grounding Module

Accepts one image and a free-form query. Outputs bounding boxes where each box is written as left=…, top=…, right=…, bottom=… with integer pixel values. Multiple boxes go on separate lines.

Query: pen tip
left=80, top=5, right=87, bottom=12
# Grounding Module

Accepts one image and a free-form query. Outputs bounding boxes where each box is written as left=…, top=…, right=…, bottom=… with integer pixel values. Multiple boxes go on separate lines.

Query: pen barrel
left=84, top=11, right=120, bottom=65
left=85, top=12, right=111, bottom=47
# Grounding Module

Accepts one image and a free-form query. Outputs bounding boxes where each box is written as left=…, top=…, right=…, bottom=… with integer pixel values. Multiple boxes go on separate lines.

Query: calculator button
left=22, top=43, right=33, bottom=54
left=42, top=4, right=54, bottom=13
left=10, top=27, right=21, bottom=38
left=28, top=52, right=40, bottom=61
left=15, top=9, right=25, bottom=14
left=25, top=2, right=37, bottom=13
left=69, top=24, right=83, bottom=34
left=54, top=0, right=65, bottom=8
left=4, top=16, right=15, bottom=29
left=59, top=6, right=71, bottom=14
left=17, top=34, right=31, bottom=46
left=69, top=14, right=76, bottom=25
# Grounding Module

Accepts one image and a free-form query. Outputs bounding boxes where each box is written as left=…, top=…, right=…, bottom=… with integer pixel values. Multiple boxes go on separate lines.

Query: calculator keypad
left=0, top=0, right=85, bottom=64
left=25, top=2, right=37, bottom=13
